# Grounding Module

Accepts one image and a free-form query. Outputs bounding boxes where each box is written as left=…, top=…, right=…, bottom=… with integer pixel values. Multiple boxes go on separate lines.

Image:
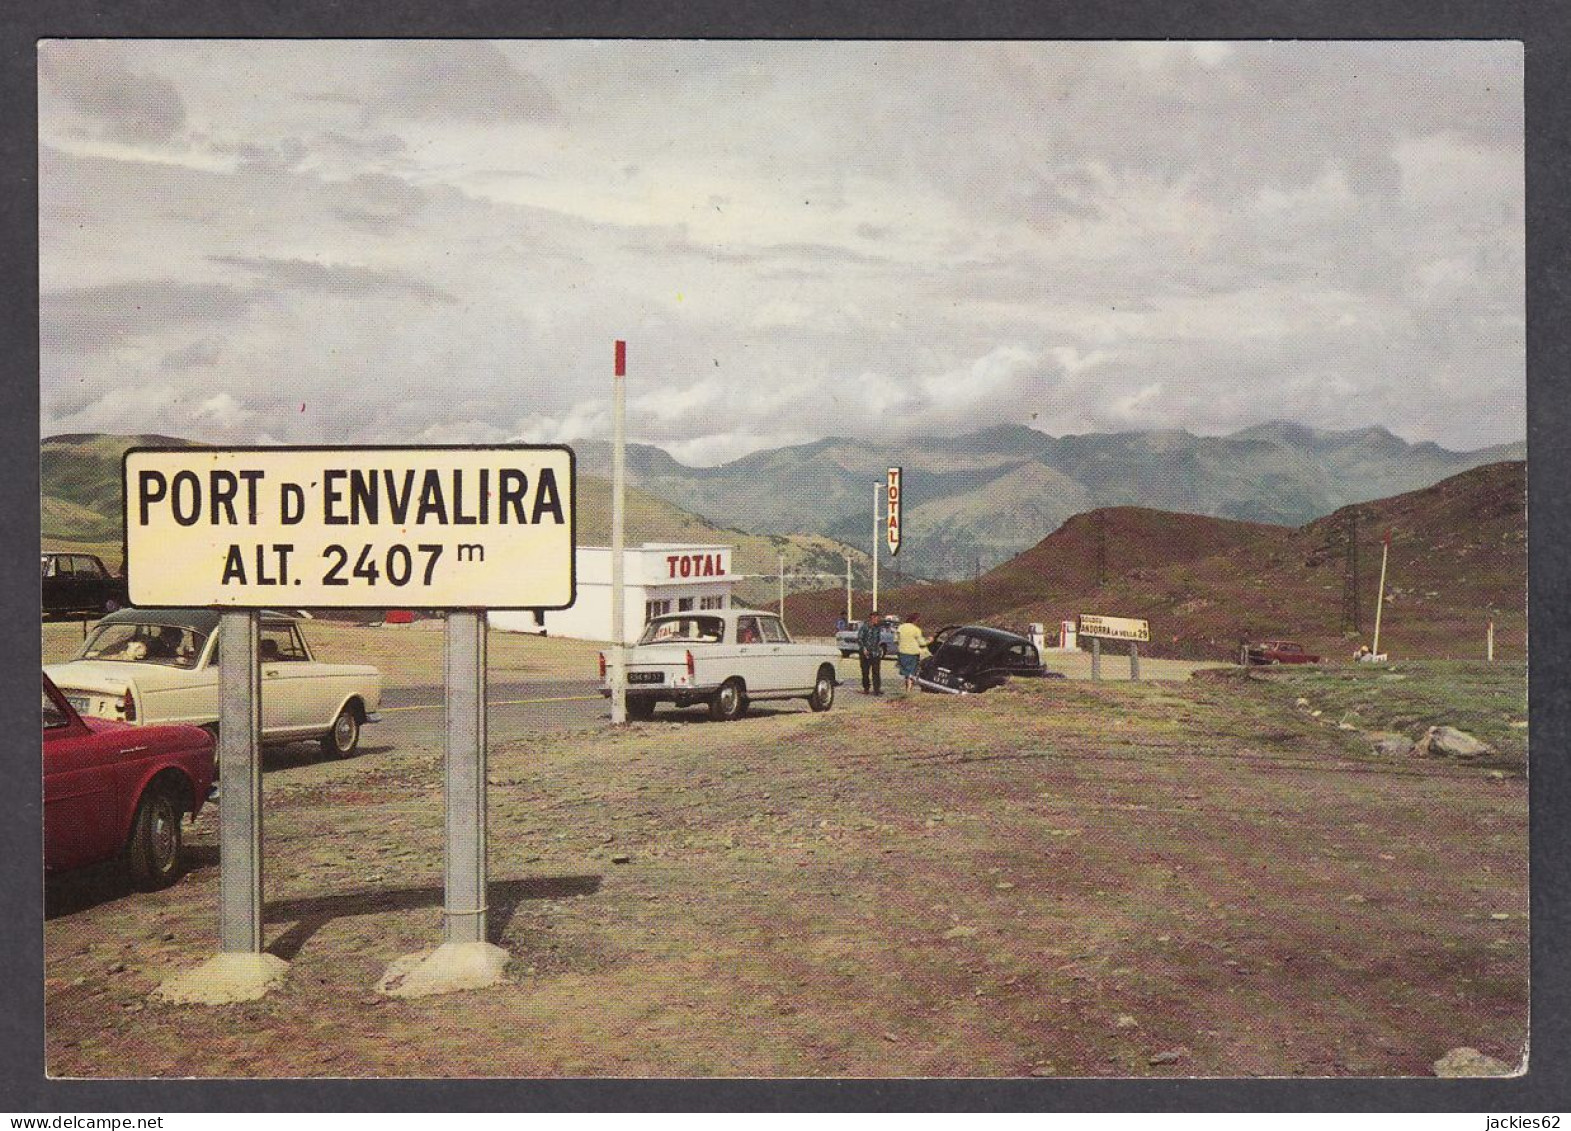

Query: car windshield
left=638, top=615, right=726, bottom=645
left=42, top=684, right=69, bottom=729
left=76, top=623, right=205, bottom=668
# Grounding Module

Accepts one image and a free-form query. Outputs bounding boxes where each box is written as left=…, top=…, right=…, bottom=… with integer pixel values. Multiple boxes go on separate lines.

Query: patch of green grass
left=1255, top=661, right=1527, bottom=766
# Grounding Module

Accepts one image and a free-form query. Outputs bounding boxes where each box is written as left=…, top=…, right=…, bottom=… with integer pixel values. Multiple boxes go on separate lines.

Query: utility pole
left=1342, top=508, right=1361, bottom=633
left=1098, top=514, right=1108, bottom=587
left=871, top=481, right=880, bottom=614
left=778, top=551, right=786, bottom=621
left=844, top=554, right=853, bottom=624
left=609, top=340, right=627, bottom=725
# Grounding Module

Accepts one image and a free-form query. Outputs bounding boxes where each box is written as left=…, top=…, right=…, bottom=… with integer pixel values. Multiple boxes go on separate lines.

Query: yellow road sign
left=1077, top=613, right=1150, bottom=642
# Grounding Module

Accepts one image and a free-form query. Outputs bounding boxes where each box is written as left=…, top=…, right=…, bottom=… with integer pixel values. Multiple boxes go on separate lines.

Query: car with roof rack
left=45, top=607, right=382, bottom=757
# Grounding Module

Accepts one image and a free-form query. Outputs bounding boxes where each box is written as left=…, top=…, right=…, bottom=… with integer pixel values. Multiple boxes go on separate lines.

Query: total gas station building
left=488, top=542, right=737, bottom=643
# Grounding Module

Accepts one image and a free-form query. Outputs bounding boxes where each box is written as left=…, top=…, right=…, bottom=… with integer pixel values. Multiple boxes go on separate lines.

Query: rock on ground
left=1369, top=732, right=1413, bottom=758
left=1412, top=726, right=1494, bottom=759
left=1432, top=1047, right=1516, bottom=1077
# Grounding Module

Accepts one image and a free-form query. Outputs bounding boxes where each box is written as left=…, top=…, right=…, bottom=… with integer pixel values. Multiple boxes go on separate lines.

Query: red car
left=1244, top=640, right=1322, bottom=665
left=43, top=672, right=215, bottom=889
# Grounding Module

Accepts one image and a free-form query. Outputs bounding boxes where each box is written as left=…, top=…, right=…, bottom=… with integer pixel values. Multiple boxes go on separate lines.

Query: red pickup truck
left=1244, top=640, right=1321, bottom=665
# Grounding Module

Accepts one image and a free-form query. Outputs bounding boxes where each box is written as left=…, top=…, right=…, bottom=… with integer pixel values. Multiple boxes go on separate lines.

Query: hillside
left=785, top=461, right=1527, bottom=663
left=570, top=422, right=1524, bottom=580
left=39, top=433, right=870, bottom=600
left=41, top=433, right=205, bottom=541
left=829, top=460, right=1094, bottom=580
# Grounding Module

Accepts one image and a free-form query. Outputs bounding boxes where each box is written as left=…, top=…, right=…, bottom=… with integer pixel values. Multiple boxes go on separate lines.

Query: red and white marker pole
left=610, top=340, right=628, bottom=725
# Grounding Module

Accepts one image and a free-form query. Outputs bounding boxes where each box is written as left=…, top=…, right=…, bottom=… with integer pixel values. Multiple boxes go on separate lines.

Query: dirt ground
left=40, top=624, right=1528, bottom=1078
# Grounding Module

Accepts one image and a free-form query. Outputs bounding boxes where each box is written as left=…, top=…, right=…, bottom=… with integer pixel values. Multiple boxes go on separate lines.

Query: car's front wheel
left=809, top=667, right=835, bottom=712
left=709, top=679, right=747, bottom=721
left=321, top=704, right=361, bottom=758
left=125, top=783, right=184, bottom=890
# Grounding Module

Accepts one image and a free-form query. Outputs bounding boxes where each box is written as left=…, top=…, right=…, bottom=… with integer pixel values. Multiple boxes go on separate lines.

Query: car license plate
left=627, top=671, right=664, bottom=684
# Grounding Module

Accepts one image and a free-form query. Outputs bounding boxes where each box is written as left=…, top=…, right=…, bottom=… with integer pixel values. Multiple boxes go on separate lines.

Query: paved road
left=379, top=678, right=606, bottom=744
left=372, top=666, right=890, bottom=749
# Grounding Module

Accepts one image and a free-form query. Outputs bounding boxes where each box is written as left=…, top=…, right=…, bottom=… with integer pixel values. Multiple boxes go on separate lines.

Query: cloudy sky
left=39, top=40, right=1523, bottom=464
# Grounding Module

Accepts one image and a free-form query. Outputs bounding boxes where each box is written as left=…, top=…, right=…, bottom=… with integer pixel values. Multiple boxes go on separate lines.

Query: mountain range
left=38, top=433, right=870, bottom=605
left=43, top=422, right=1524, bottom=587
left=784, top=459, right=1527, bottom=663
left=571, top=422, right=1523, bottom=580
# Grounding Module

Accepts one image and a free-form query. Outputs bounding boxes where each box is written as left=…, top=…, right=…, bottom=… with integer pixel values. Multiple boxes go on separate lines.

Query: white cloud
left=1111, top=383, right=1164, bottom=420
left=37, top=40, right=1524, bottom=458
left=193, top=392, right=250, bottom=429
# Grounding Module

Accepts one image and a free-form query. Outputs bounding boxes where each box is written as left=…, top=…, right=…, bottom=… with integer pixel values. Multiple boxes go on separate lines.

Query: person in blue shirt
left=857, top=611, right=885, bottom=695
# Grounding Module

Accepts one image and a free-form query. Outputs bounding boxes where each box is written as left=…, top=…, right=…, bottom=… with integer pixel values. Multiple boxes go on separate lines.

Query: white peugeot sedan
left=602, top=607, right=840, bottom=721
left=46, top=607, right=382, bottom=756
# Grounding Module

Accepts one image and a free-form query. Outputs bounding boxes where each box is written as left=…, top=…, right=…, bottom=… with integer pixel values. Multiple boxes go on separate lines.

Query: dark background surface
left=2, top=0, right=1565, bottom=1113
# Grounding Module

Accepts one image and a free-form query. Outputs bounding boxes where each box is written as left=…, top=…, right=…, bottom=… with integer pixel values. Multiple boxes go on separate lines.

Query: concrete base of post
left=377, top=941, right=510, bottom=998
left=154, top=952, right=289, bottom=1005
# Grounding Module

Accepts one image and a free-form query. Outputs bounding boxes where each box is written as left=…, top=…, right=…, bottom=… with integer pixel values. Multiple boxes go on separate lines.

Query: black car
left=915, top=624, right=1053, bottom=694
left=41, top=553, right=129, bottom=619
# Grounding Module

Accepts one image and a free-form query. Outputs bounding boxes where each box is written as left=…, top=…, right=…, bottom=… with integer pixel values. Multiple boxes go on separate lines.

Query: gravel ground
left=43, top=661, right=1527, bottom=1078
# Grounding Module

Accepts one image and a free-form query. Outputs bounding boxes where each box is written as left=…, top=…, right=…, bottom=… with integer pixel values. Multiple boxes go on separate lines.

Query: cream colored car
left=602, top=608, right=840, bottom=721
left=46, top=607, right=382, bottom=756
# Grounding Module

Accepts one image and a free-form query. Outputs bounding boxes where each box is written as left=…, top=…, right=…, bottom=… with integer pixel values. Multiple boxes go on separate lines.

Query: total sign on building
left=489, top=543, right=735, bottom=643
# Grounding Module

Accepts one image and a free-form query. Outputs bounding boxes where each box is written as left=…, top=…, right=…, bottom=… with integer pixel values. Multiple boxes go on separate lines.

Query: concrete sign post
left=158, top=607, right=292, bottom=1004
left=1091, top=636, right=1101, bottom=681
left=132, top=444, right=576, bottom=1003
left=444, top=611, right=487, bottom=945
left=370, top=607, right=509, bottom=998
left=217, top=609, right=263, bottom=953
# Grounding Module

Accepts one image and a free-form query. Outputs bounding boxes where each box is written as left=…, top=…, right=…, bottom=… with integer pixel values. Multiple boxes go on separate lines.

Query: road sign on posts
left=1079, top=614, right=1149, bottom=683
left=886, top=466, right=902, bottom=557
left=1077, top=614, right=1151, bottom=642
left=123, top=446, right=576, bottom=609
left=142, top=444, right=577, bottom=1004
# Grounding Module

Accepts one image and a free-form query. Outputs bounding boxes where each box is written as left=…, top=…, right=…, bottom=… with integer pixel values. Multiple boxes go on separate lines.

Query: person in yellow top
left=895, top=612, right=929, bottom=692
